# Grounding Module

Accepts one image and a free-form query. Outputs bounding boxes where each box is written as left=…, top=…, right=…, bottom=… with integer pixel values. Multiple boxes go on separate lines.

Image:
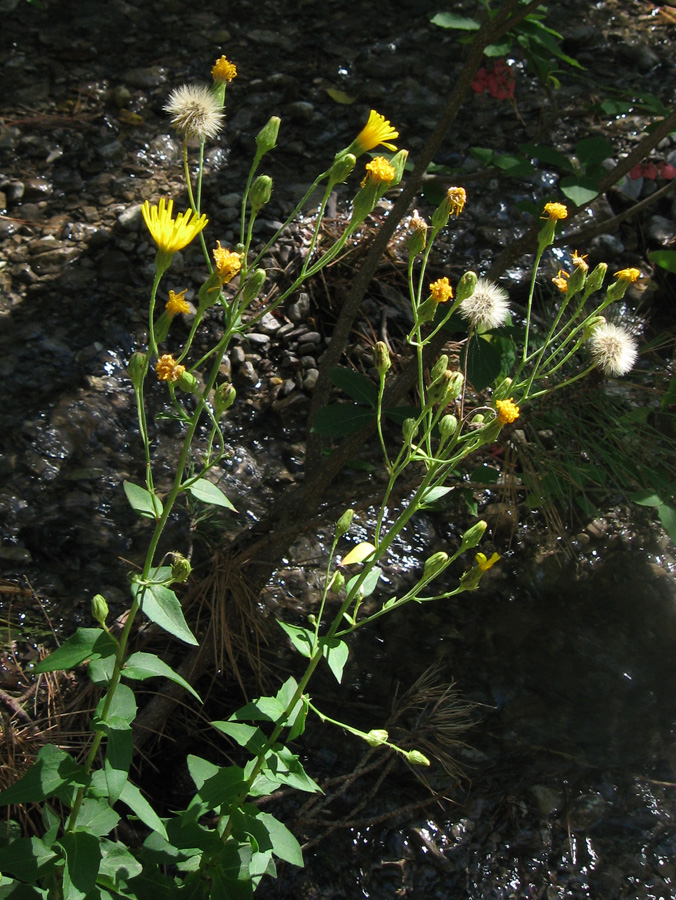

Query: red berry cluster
left=471, top=59, right=515, bottom=100
left=629, top=160, right=676, bottom=181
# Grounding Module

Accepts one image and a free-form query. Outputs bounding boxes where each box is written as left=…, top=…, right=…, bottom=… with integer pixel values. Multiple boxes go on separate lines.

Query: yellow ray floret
left=142, top=198, right=208, bottom=255
left=351, top=110, right=399, bottom=155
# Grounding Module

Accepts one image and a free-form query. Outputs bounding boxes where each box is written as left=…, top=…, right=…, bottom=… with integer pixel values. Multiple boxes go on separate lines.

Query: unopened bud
left=583, top=315, right=606, bottom=339
left=91, top=593, right=109, bottom=627
left=177, top=370, right=199, bottom=393
left=456, top=270, right=477, bottom=303
left=423, top=551, right=449, bottom=579
left=170, top=553, right=192, bottom=584
left=445, top=371, right=464, bottom=402
left=127, top=352, right=148, bottom=388
left=493, top=377, right=513, bottom=401
left=373, top=341, right=391, bottom=376
left=408, top=212, right=428, bottom=257
left=402, top=418, right=418, bottom=442
left=249, top=174, right=273, bottom=213
left=566, top=264, right=587, bottom=297
left=430, top=355, right=449, bottom=383
left=336, top=508, right=355, bottom=538
left=584, top=262, right=607, bottom=296
left=255, top=116, right=281, bottom=155
left=460, top=519, right=487, bottom=551
left=328, top=152, right=356, bottom=186
left=242, top=268, right=266, bottom=307
left=365, top=729, right=389, bottom=747
left=405, top=749, right=431, bottom=767
left=213, top=382, right=236, bottom=417
left=439, top=414, right=457, bottom=442
left=329, top=570, right=345, bottom=593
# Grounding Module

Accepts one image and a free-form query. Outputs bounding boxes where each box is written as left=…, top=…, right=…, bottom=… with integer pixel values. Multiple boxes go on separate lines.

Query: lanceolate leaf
left=118, top=780, right=167, bottom=840
left=123, top=651, right=202, bottom=702
left=321, top=637, right=349, bottom=683
left=185, top=477, right=237, bottom=512
left=123, top=481, right=163, bottom=519
left=131, top=581, right=198, bottom=646
left=58, top=831, right=101, bottom=900
left=34, top=628, right=117, bottom=674
left=329, top=367, right=378, bottom=406
left=0, top=745, right=87, bottom=806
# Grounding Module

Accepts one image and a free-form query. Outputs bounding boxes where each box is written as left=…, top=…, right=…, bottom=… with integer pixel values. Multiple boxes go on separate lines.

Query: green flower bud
left=242, top=268, right=266, bottom=307
left=177, top=370, right=199, bottom=393
left=460, top=519, right=487, bottom=551
left=328, top=151, right=357, bottom=186
left=255, top=116, right=281, bottom=155
left=439, top=414, right=457, bottom=442
left=406, top=749, right=431, bottom=767
left=407, top=212, right=428, bottom=257
left=493, top=376, right=513, bottom=401
left=456, top=270, right=477, bottom=303
left=373, top=341, right=391, bottom=376
left=127, top=352, right=148, bottom=388
left=198, top=272, right=224, bottom=309
left=402, top=418, right=418, bottom=442
left=329, top=570, right=345, bottom=593
left=91, top=593, right=109, bottom=627
left=471, top=412, right=485, bottom=424
left=249, top=174, right=273, bottom=213
left=170, top=553, right=192, bottom=584
left=445, top=371, right=464, bottom=402
left=430, top=355, right=449, bottom=383
left=584, top=262, right=607, bottom=297
left=566, top=264, right=587, bottom=297
left=423, top=551, right=449, bottom=579
left=153, top=311, right=172, bottom=344
left=605, top=276, right=631, bottom=304
left=583, top=315, right=606, bottom=339
left=336, top=508, right=355, bottom=538
left=365, top=729, right=389, bottom=747
left=213, top=382, right=236, bottom=417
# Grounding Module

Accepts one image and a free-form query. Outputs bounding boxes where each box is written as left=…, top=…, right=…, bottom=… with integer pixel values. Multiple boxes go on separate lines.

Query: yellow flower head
left=613, top=267, right=641, bottom=282
left=542, top=201, right=568, bottom=221
left=360, top=156, right=396, bottom=187
left=351, top=109, right=399, bottom=156
left=156, top=353, right=186, bottom=383
left=476, top=552, right=500, bottom=571
left=447, top=186, right=467, bottom=217
left=572, top=250, right=589, bottom=272
left=552, top=269, right=569, bottom=293
left=212, top=55, right=237, bottom=82
left=166, top=289, right=190, bottom=317
left=429, top=277, right=454, bottom=303
left=496, top=397, right=520, bottom=424
left=213, top=241, right=243, bottom=284
left=142, top=198, right=208, bottom=256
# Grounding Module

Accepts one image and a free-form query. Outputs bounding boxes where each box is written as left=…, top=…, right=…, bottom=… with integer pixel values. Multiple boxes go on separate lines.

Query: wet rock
left=302, top=368, right=319, bottom=391
left=117, top=203, right=144, bottom=230
left=566, top=793, right=608, bottom=832
left=98, top=250, right=133, bottom=282
left=246, top=333, right=270, bottom=348
left=647, top=215, right=675, bottom=245
left=231, top=346, right=246, bottom=365
left=287, top=292, right=310, bottom=323
left=23, top=177, right=52, bottom=200
left=529, top=784, right=563, bottom=818
left=124, top=66, right=168, bottom=88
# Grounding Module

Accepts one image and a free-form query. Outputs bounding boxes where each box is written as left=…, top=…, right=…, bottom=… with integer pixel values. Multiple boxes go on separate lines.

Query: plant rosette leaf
left=184, top=477, right=237, bottom=511
left=123, top=481, right=163, bottom=519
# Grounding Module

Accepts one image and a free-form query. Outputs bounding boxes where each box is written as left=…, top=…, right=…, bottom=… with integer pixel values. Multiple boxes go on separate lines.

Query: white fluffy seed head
left=459, top=277, right=510, bottom=329
left=164, top=84, right=223, bottom=141
left=588, top=322, right=638, bottom=376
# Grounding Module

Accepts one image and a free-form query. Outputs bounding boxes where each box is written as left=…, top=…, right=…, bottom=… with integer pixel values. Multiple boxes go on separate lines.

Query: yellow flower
left=552, top=269, right=569, bottom=293
left=156, top=353, right=186, bottom=383
left=213, top=241, right=243, bottom=283
left=476, top=552, right=500, bottom=571
left=613, top=267, right=640, bottom=282
left=350, top=109, right=399, bottom=156
left=447, top=186, right=466, bottom=217
left=496, top=397, right=520, bottom=424
left=541, top=201, right=568, bottom=220
left=142, top=199, right=208, bottom=271
left=572, top=250, right=589, bottom=272
left=360, top=156, right=396, bottom=187
left=429, top=277, right=454, bottom=303
left=212, top=55, right=237, bottom=82
left=166, top=289, right=190, bottom=317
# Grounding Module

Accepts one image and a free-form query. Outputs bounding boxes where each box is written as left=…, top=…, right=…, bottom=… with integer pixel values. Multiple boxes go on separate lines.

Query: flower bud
left=328, top=151, right=357, bottom=186
left=365, top=729, right=389, bottom=747
left=405, top=749, right=431, bottom=767
left=455, top=270, right=477, bottom=303
left=373, top=341, right=391, bottom=376
left=583, top=315, right=606, bottom=339
left=127, top=352, right=148, bottom=388
left=584, top=262, right=607, bottom=297
left=242, top=268, right=266, bottom=307
left=493, top=376, right=513, bottom=401
left=213, top=381, right=236, bottom=417
left=91, top=593, right=109, bottom=627
left=255, top=116, right=281, bottom=155
left=402, top=418, right=418, bottom=442
left=336, top=508, right=355, bottom=538
left=328, top=570, right=345, bottom=593
left=460, top=519, right=487, bottom=551
left=445, top=371, right=464, bottom=402
left=249, top=174, right=273, bottom=213
left=170, top=553, right=192, bottom=584
left=430, top=355, right=449, bottom=383
left=565, top=264, right=587, bottom=297
left=423, top=551, right=449, bottom=579
left=439, top=414, right=457, bottom=442
left=177, top=370, right=199, bottom=393
left=407, top=211, right=428, bottom=257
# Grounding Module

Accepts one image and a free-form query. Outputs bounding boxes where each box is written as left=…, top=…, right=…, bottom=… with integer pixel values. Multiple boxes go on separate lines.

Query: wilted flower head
left=447, top=186, right=467, bottom=217
left=588, top=322, right=638, bottom=376
left=496, top=397, right=520, bottom=424
left=212, top=55, right=237, bottom=82
left=541, top=201, right=568, bottom=221
left=156, top=353, right=186, bottom=383
left=459, top=277, right=509, bottom=329
left=164, top=84, right=224, bottom=141
left=166, top=289, right=190, bottom=317
left=350, top=109, right=399, bottom=156
left=361, top=156, right=396, bottom=187
left=552, top=270, right=569, bottom=293
left=429, top=277, right=453, bottom=303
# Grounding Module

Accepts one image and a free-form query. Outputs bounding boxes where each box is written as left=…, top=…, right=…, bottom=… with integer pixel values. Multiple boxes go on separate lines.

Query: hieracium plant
left=0, top=55, right=640, bottom=899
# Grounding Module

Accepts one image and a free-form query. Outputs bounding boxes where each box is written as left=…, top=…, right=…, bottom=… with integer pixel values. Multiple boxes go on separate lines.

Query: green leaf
left=469, top=146, right=495, bottom=167
left=58, top=831, right=100, bottom=900
left=122, top=651, right=202, bottom=702
left=96, top=683, right=137, bottom=726
left=341, top=541, right=376, bottom=566
left=519, top=143, right=574, bottom=172
left=102, top=720, right=132, bottom=805
left=630, top=489, right=663, bottom=508
left=0, top=879, right=49, bottom=899
left=230, top=693, right=285, bottom=722
left=98, top=840, right=143, bottom=887
left=329, top=367, right=378, bottom=406
left=186, top=763, right=248, bottom=817
left=321, top=638, right=349, bottom=684
left=345, top=566, right=381, bottom=600
left=131, top=581, right=198, bottom=646
left=559, top=176, right=600, bottom=205
left=575, top=137, right=614, bottom=170
left=419, top=486, right=452, bottom=509
left=33, top=628, right=117, bottom=674
left=0, top=745, right=87, bottom=806
left=263, top=746, right=321, bottom=794
left=211, top=722, right=268, bottom=754
left=430, top=11, right=479, bottom=29
left=286, top=695, right=309, bottom=742
left=310, top=404, right=374, bottom=437
left=658, top=504, right=676, bottom=544
left=277, top=622, right=313, bottom=659
left=123, top=481, right=163, bottom=519
left=471, top=465, right=501, bottom=485
left=484, top=40, right=512, bottom=56
left=118, top=780, right=167, bottom=840
left=185, top=478, right=237, bottom=512
left=0, top=837, right=57, bottom=882
left=72, top=798, right=119, bottom=838
left=649, top=250, right=676, bottom=274
left=464, top=335, right=502, bottom=392
left=493, top=154, right=535, bottom=177
left=383, top=405, right=421, bottom=426
left=234, top=807, right=304, bottom=868
left=325, top=87, right=356, bottom=105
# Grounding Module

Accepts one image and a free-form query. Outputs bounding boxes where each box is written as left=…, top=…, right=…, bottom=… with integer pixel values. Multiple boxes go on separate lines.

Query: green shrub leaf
left=185, top=478, right=237, bottom=511
left=310, top=404, right=374, bottom=437
left=123, top=651, right=202, bottom=702
left=34, top=628, right=117, bottom=674
left=321, top=637, right=349, bottom=683
left=118, top=780, right=167, bottom=840
left=0, top=745, right=87, bottom=806
left=123, top=481, right=163, bottom=519
left=58, top=831, right=100, bottom=900
left=329, top=367, right=378, bottom=406
left=0, top=837, right=58, bottom=882
left=132, top=581, right=198, bottom=646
